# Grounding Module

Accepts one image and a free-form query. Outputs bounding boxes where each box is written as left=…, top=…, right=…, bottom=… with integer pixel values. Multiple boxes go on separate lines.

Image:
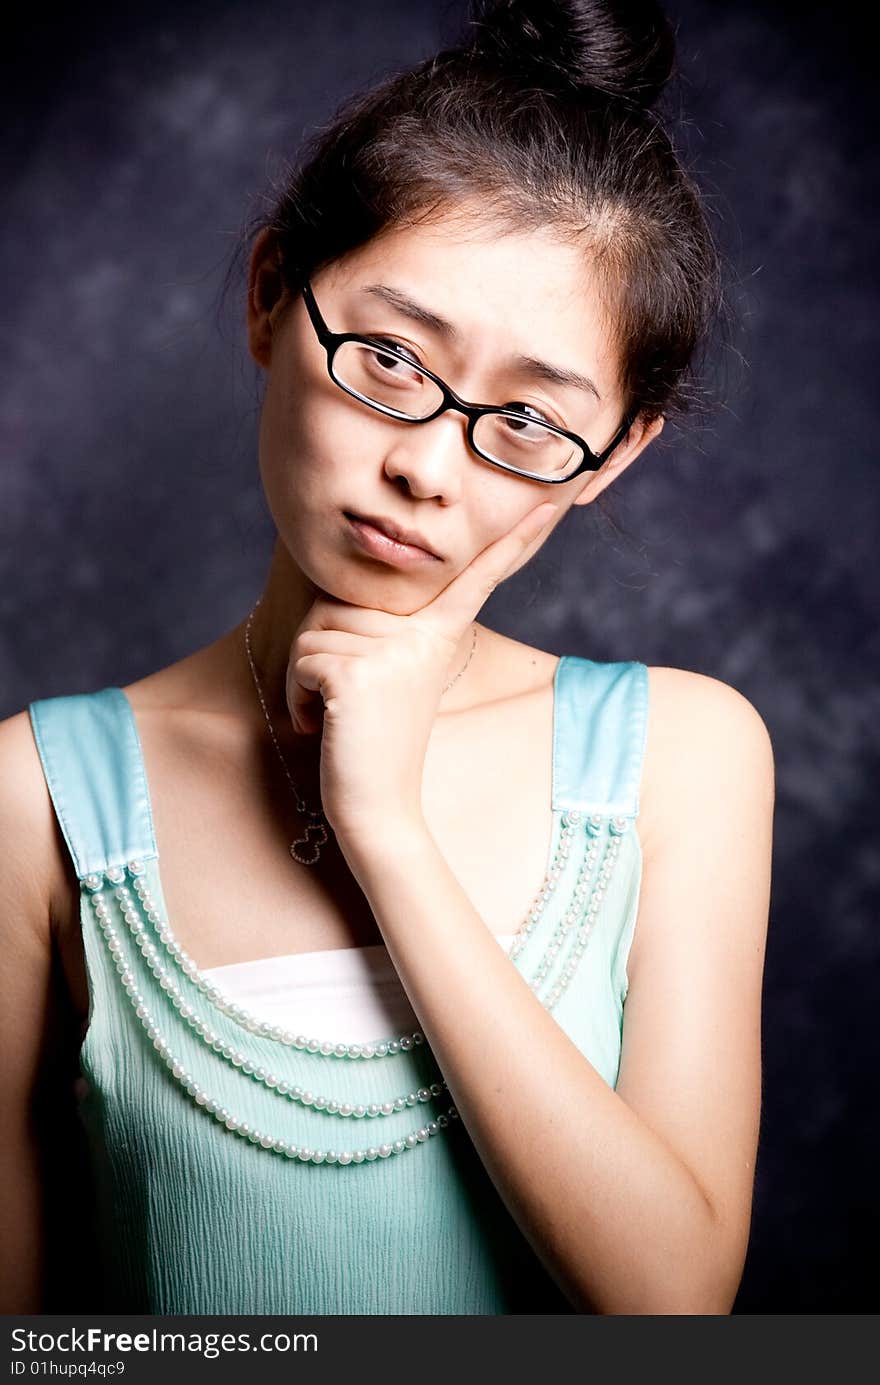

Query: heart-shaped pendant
left=290, top=818, right=328, bottom=865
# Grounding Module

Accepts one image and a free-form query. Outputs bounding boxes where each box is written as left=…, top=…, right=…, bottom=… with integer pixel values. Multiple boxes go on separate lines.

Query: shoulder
left=638, top=665, right=775, bottom=862
left=0, top=707, right=58, bottom=854
left=643, top=664, right=775, bottom=766
left=643, top=664, right=776, bottom=753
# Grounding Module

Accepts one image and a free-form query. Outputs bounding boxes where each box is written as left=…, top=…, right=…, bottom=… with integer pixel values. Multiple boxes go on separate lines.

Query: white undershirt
left=201, top=935, right=517, bottom=1045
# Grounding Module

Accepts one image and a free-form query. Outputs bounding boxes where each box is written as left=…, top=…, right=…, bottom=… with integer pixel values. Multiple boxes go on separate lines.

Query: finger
left=286, top=651, right=361, bottom=736
left=421, top=501, right=557, bottom=633
left=286, top=648, right=326, bottom=736
left=286, top=630, right=367, bottom=735
left=297, top=593, right=394, bottom=639
left=293, top=628, right=368, bottom=659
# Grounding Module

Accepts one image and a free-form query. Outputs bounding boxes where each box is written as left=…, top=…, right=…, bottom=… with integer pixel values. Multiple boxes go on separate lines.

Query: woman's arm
left=337, top=672, right=775, bottom=1315
left=0, top=711, right=60, bottom=1313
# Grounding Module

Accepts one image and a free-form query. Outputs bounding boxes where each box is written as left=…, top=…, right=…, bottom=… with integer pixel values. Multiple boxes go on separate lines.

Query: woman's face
left=248, top=211, right=661, bottom=615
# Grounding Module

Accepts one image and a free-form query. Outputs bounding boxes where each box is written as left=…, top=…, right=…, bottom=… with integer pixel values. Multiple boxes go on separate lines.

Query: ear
left=246, top=228, right=291, bottom=369
left=570, top=413, right=665, bottom=507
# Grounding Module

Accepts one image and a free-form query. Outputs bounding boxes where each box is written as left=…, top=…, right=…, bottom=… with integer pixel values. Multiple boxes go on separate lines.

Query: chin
left=330, top=575, right=436, bottom=617
left=295, top=547, right=439, bottom=618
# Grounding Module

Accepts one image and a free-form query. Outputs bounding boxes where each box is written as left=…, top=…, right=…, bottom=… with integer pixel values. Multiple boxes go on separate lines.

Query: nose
left=381, top=409, right=471, bottom=502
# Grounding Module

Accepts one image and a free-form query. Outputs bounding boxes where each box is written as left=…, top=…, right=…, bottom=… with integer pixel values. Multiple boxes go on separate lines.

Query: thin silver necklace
left=244, top=599, right=478, bottom=865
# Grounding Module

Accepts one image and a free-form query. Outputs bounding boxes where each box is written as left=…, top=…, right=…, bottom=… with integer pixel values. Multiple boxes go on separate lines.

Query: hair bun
left=466, top=0, right=676, bottom=109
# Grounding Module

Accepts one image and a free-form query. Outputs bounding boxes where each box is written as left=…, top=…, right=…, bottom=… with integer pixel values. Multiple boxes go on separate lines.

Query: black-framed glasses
left=300, top=278, right=636, bottom=485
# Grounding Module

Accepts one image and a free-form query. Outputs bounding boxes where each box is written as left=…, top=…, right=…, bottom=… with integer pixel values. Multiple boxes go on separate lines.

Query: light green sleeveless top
left=28, top=653, right=648, bottom=1314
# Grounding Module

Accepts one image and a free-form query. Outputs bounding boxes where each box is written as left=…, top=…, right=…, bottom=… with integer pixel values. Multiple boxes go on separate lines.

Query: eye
left=368, top=337, right=424, bottom=370
left=500, top=401, right=559, bottom=434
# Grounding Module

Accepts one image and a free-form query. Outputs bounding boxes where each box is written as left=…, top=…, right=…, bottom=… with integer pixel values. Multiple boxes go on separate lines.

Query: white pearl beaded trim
left=100, top=884, right=448, bottom=1121
left=508, top=811, right=582, bottom=962
left=81, top=813, right=630, bottom=1167
left=84, top=815, right=630, bottom=1064
left=88, top=892, right=460, bottom=1164
left=511, top=812, right=629, bottom=1012
left=94, top=863, right=427, bottom=1059
left=530, top=830, right=623, bottom=1007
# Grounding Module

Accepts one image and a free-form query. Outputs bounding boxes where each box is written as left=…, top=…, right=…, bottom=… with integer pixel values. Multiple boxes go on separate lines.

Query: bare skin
left=32, top=216, right=673, bottom=1063
left=42, top=620, right=670, bottom=1042
left=43, top=212, right=671, bottom=1035
left=1, top=611, right=688, bottom=1316
left=3, top=209, right=774, bottom=1312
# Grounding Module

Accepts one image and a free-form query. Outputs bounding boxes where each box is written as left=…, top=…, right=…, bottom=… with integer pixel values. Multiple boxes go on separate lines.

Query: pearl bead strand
left=526, top=826, right=602, bottom=987
left=508, top=811, right=581, bottom=962
left=533, top=822, right=627, bottom=1009
left=103, top=883, right=449, bottom=1120
left=80, top=812, right=632, bottom=1166
left=105, top=806, right=589, bottom=1059
left=88, top=890, right=459, bottom=1165
left=115, top=864, right=425, bottom=1059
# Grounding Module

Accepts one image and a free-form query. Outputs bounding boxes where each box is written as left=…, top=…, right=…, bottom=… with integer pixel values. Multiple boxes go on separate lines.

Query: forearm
left=339, top=819, right=730, bottom=1315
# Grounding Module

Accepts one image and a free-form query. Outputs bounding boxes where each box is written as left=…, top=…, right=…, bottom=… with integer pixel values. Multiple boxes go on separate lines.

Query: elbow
left=575, top=1275, right=740, bottom=1317
left=568, top=1209, right=748, bottom=1316
left=659, top=1218, right=746, bottom=1315
left=573, top=1280, right=738, bottom=1317
left=651, top=1213, right=748, bottom=1316
left=645, top=1186, right=749, bottom=1315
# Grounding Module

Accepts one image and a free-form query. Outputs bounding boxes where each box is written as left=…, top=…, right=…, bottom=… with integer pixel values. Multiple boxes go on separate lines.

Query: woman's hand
left=285, top=501, right=556, bottom=851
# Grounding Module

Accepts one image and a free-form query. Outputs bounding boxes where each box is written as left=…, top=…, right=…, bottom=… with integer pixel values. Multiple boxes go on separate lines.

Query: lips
left=344, top=511, right=441, bottom=559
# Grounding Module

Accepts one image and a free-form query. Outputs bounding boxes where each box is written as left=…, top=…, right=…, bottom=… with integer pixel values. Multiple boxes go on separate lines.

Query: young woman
left=2, top=0, right=775, bottom=1315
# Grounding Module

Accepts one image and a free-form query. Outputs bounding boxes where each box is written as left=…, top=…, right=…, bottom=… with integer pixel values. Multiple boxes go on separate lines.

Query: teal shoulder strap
left=28, top=688, right=157, bottom=881
left=27, top=660, right=646, bottom=878
left=552, top=655, right=649, bottom=819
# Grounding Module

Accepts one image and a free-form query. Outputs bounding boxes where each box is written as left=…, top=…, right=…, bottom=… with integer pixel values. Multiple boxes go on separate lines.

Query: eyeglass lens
left=331, top=339, right=586, bottom=480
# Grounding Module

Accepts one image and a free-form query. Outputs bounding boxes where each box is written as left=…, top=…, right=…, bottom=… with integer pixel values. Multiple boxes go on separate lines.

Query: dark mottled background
left=2, top=0, right=877, bottom=1313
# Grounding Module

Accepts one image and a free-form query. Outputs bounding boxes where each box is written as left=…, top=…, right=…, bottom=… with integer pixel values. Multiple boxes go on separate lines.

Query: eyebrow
left=361, top=281, right=603, bottom=403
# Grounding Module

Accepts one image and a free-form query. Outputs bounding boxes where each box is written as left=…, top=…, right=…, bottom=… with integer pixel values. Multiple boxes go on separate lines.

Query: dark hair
left=228, top=0, right=731, bottom=446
